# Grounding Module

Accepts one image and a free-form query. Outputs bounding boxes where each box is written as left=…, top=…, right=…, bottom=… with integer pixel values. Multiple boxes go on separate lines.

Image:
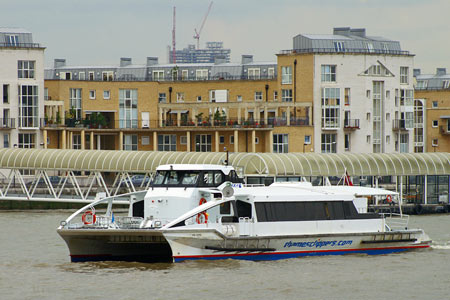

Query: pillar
left=286, top=107, right=291, bottom=126
left=264, top=107, right=268, bottom=125
left=90, top=132, right=94, bottom=150
left=251, top=130, right=256, bottom=153
left=119, top=131, right=124, bottom=150
left=177, top=112, right=181, bottom=127
left=97, top=134, right=101, bottom=150
left=153, top=131, right=158, bottom=151
left=43, top=130, right=47, bottom=149
left=234, top=130, right=239, bottom=153
left=81, top=130, right=85, bottom=150
left=237, top=108, right=242, bottom=125
left=159, top=108, right=163, bottom=127
left=186, top=131, right=191, bottom=152
left=61, top=130, right=66, bottom=149
left=215, top=131, right=219, bottom=152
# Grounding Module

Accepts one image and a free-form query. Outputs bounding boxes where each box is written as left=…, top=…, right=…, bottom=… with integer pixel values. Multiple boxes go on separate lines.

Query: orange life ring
left=82, top=210, right=96, bottom=225
left=386, top=195, right=392, bottom=203
left=196, top=198, right=208, bottom=224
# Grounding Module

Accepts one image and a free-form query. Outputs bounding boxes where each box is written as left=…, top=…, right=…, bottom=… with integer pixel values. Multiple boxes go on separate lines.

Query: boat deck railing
left=382, top=213, right=409, bottom=231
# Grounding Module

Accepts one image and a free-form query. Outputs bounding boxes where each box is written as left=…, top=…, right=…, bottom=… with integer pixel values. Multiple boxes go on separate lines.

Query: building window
left=432, top=120, right=438, bottom=128
left=432, top=101, right=438, bottom=108
left=386, top=90, right=390, bottom=99
left=334, top=42, right=345, bottom=52
left=176, top=92, right=185, bottom=102
left=281, top=89, right=292, bottom=102
left=197, top=96, right=202, bottom=102
left=321, top=134, right=336, bottom=153
left=386, top=135, right=390, bottom=144
left=237, top=95, right=242, bottom=102
left=400, top=133, right=409, bottom=153
left=73, top=134, right=81, bottom=150
left=219, top=135, right=225, bottom=144
left=254, top=91, right=263, bottom=101
left=230, top=135, right=234, bottom=144
left=181, top=70, right=189, bottom=80
left=89, top=90, right=96, bottom=100
left=19, top=85, right=39, bottom=128
left=400, top=66, right=409, bottom=84
left=6, top=35, right=18, bottom=46
left=142, top=136, right=150, bottom=145
left=158, top=93, right=166, bottom=103
left=3, top=133, right=10, bottom=148
left=3, top=84, right=9, bottom=103
left=195, top=134, right=212, bottom=152
left=366, top=90, right=371, bottom=98
left=268, top=67, right=275, bottom=79
left=18, top=61, right=35, bottom=79
left=281, top=66, right=292, bottom=84
left=158, top=134, right=176, bottom=151
left=432, top=139, right=438, bottom=147
left=273, top=134, right=288, bottom=153
left=196, top=69, right=208, bottom=80
left=274, top=91, right=278, bottom=101
left=102, top=71, right=114, bottom=81
left=321, top=88, right=340, bottom=129
left=344, top=134, right=350, bottom=151
left=416, top=80, right=427, bottom=89
left=69, top=88, right=82, bottom=120
left=153, top=70, right=164, bottom=81
left=304, top=135, right=311, bottom=144
left=119, top=89, right=138, bottom=128
left=79, top=72, right=86, bottom=80
left=18, top=133, right=35, bottom=148
left=89, top=72, right=94, bottom=80
left=366, top=135, right=371, bottom=143
left=255, top=137, right=259, bottom=144
left=444, top=81, right=450, bottom=89
left=366, top=113, right=371, bottom=121
left=344, top=88, right=350, bottom=105
left=386, top=113, right=390, bottom=121
left=180, top=136, right=187, bottom=145
left=321, top=65, right=336, bottom=82
left=123, top=134, right=138, bottom=151
left=248, top=68, right=260, bottom=80
left=103, top=90, right=110, bottom=100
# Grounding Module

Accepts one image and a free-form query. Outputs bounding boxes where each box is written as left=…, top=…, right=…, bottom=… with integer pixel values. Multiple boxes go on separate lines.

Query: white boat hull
left=163, top=229, right=431, bottom=262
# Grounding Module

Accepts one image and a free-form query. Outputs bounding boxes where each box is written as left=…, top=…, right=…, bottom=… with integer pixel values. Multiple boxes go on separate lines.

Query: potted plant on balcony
left=195, top=112, right=204, bottom=126
left=97, top=113, right=107, bottom=129
left=56, top=111, right=61, bottom=126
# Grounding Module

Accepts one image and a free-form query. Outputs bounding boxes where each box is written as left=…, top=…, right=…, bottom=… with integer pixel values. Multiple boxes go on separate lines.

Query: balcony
left=321, top=119, right=340, bottom=130
left=0, top=118, right=15, bottom=129
left=392, top=119, right=407, bottom=131
left=439, top=126, right=450, bottom=135
left=344, top=119, right=360, bottom=130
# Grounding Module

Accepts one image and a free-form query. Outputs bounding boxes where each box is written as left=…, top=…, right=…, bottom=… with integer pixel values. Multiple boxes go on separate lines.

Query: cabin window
left=236, top=200, right=252, bottom=218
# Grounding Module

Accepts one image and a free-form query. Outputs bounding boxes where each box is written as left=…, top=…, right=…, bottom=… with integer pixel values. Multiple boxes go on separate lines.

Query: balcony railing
left=279, top=48, right=411, bottom=56
left=0, top=42, right=42, bottom=48
left=0, top=118, right=15, bottom=129
left=393, top=119, right=407, bottom=131
left=439, top=126, right=450, bottom=135
left=344, top=119, right=360, bottom=129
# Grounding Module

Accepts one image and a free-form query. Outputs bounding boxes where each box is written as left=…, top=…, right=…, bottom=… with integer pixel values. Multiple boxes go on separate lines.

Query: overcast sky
left=1, top=0, right=449, bottom=73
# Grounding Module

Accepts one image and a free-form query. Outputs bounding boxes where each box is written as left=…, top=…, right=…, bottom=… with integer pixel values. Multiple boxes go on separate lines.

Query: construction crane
left=172, top=6, right=176, bottom=63
left=193, top=1, right=213, bottom=49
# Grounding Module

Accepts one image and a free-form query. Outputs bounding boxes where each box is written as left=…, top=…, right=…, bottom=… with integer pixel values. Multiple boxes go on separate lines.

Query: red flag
left=344, top=171, right=353, bottom=186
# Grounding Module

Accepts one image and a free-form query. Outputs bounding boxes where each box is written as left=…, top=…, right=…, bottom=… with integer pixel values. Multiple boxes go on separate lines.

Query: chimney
left=54, top=59, right=66, bottom=68
left=120, top=57, right=132, bottom=67
left=436, top=68, right=446, bottom=76
left=241, top=55, right=253, bottom=64
left=413, top=69, right=421, bottom=77
left=350, top=28, right=366, bottom=38
left=146, top=57, right=158, bottom=66
left=333, top=27, right=351, bottom=36
left=214, top=55, right=227, bottom=65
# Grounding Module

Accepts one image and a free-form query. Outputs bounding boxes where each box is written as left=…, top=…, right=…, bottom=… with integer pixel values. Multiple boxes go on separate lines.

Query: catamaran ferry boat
left=57, top=164, right=431, bottom=263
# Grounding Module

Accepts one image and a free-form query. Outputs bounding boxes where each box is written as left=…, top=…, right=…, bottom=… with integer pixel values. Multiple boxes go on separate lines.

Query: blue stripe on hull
left=173, top=247, right=422, bottom=262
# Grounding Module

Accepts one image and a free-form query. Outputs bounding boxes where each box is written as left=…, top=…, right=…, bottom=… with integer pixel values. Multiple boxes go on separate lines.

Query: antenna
left=193, top=1, right=213, bottom=49
left=172, top=6, right=176, bottom=63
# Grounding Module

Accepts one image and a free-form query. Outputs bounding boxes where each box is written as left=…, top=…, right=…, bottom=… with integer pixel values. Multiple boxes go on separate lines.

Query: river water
left=0, top=211, right=449, bottom=300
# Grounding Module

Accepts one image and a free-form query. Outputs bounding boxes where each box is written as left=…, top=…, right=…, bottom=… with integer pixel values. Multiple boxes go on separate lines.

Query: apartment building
left=415, top=68, right=450, bottom=152
left=278, top=27, right=415, bottom=154
left=44, top=55, right=314, bottom=153
left=43, top=27, right=416, bottom=154
left=0, top=28, right=45, bottom=151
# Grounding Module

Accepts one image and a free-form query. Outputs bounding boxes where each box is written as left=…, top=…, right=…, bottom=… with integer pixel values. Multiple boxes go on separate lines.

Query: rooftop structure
left=415, top=68, right=450, bottom=90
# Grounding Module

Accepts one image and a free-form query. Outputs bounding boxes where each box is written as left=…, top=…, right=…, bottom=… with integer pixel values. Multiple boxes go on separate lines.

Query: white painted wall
left=312, top=53, right=415, bottom=154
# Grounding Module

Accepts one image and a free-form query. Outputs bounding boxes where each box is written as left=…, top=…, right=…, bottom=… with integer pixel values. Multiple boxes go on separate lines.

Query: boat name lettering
left=283, top=240, right=353, bottom=248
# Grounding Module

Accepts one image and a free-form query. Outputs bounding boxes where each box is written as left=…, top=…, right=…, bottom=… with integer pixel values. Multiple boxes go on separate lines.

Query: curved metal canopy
left=0, top=148, right=449, bottom=176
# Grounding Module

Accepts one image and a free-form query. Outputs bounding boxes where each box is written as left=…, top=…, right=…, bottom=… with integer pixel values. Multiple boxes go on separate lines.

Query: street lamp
left=224, top=147, right=229, bottom=166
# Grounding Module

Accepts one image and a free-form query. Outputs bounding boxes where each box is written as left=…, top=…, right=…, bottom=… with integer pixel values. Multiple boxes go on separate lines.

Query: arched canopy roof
left=0, top=148, right=449, bottom=176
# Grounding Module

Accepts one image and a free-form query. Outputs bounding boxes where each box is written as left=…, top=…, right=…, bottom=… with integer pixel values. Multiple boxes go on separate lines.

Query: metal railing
left=0, top=118, right=15, bottom=129
left=0, top=42, right=42, bottom=48
left=382, top=213, right=409, bottom=231
left=279, top=48, right=411, bottom=56
left=344, top=119, right=360, bottom=129
left=392, top=119, right=407, bottom=130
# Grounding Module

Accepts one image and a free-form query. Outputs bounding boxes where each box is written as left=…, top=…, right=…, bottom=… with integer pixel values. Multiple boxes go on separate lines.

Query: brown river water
left=1, top=211, right=450, bottom=300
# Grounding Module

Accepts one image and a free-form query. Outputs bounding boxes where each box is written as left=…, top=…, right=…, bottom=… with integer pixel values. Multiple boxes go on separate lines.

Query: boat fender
left=196, top=198, right=208, bottom=224
left=386, top=195, right=392, bottom=203
left=82, top=210, right=96, bottom=225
